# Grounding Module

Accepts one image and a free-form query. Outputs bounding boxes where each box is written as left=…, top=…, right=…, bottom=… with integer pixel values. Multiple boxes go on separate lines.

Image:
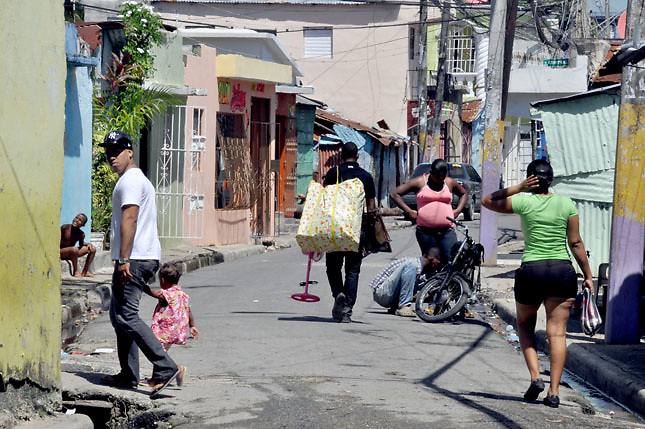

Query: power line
left=79, top=2, right=231, bottom=28
left=275, top=13, right=492, bottom=33
left=293, top=35, right=410, bottom=60
left=79, top=1, right=491, bottom=35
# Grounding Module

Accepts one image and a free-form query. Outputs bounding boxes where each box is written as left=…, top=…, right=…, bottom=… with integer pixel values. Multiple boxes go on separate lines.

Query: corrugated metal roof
left=531, top=84, right=620, bottom=107
left=533, top=86, right=620, bottom=177
left=316, top=109, right=411, bottom=146
left=462, top=99, right=482, bottom=123
left=333, top=124, right=366, bottom=148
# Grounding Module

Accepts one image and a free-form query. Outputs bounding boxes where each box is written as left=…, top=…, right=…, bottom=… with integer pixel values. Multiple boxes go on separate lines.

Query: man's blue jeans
left=373, top=263, right=418, bottom=309
left=109, top=259, right=177, bottom=385
left=396, top=263, right=418, bottom=307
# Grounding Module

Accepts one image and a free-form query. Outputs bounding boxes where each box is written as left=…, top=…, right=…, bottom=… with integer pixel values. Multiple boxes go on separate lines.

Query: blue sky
left=589, top=0, right=628, bottom=14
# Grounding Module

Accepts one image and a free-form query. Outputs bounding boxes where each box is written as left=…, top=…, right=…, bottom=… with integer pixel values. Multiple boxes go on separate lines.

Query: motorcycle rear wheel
left=415, top=273, right=469, bottom=322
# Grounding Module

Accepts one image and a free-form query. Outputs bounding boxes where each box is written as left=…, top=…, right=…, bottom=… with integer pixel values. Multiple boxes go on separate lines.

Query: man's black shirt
left=323, top=161, right=376, bottom=200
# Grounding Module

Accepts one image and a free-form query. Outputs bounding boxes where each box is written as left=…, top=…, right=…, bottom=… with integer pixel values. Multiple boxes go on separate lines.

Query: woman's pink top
left=416, top=175, right=454, bottom=228
left=151, top=285, right=190, bottom=346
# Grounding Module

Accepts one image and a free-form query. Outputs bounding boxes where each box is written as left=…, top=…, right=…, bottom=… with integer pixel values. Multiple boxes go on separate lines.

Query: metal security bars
left=155, top=106, right=206, bottom=239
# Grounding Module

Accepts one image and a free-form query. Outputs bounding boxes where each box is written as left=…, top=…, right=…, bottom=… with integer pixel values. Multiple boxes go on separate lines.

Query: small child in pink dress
left=150, top=263, right=199, bottom=352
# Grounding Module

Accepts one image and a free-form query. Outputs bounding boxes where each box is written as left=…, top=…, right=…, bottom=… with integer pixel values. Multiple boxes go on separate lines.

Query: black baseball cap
left=99, top=130, right=133, bottom=149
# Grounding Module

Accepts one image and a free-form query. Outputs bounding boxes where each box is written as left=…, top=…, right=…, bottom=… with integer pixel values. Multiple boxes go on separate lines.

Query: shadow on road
left=418, top=329, right=523, bottom=428
left=498, top=227, right=521, bottom=245
left=277, top=315, right=340, bottom=323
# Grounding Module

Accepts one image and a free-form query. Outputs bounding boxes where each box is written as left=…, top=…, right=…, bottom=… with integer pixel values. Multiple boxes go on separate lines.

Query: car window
left=411, top=163, right=431, bottom=178
left=448, top=164, right=466, bottom=179
left=466, top=165, right=482, bottom=182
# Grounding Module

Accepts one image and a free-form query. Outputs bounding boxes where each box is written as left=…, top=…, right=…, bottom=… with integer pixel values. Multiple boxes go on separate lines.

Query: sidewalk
left=479, top=244, right=645, bottom=417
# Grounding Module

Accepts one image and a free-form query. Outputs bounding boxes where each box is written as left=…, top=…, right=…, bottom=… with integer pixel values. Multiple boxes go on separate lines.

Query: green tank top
left=511, top=193, right=578, bottom=262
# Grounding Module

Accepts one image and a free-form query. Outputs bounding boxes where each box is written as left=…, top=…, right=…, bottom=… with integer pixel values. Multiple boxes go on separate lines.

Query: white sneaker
left=395, top=305, right=416, bottom=317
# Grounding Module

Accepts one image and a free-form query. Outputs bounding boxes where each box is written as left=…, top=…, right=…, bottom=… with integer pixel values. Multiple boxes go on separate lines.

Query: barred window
left=447, top=25, right=475, bottom=73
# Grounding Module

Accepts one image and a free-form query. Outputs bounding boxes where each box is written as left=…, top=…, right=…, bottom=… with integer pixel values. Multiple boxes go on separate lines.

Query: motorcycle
left=415, top=216, right=484, bottom=322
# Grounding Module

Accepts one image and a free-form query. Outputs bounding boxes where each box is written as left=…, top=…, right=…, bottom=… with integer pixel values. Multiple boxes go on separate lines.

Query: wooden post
left=430, top=2, right=450, bottom=161
left=605, top=0, right=645, bottom=344
left=479, top=0, right=507, bottom=265
left=417, top=0, right=429, bottom=161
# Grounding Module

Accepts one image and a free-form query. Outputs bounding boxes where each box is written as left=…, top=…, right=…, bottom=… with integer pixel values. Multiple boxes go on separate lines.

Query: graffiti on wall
left=231, top=84, right=246, bottom=112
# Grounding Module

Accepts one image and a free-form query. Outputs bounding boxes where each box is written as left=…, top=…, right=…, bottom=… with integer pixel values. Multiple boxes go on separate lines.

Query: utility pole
left=417, top=0, right=429, bottom=161
left=479, top=0, right=508, bottom=265
left=430, top=1, right=450, bottom=161
left=605, top=0, right=645, bottom=344
left=501, top=0, right=519, bottom=119
left=605, top=0, right=611, bottom=38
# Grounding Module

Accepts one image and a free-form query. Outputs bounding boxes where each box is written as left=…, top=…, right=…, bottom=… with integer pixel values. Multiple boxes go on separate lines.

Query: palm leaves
left=91, top=51, right=178, bottom=233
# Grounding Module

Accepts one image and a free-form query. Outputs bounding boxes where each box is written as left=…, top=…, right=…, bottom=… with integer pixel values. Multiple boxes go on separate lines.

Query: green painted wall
left=150, top=31, right=184, bottom=87
left=427, top=24, right=440, bottom=72
left=296, top=105, right=316, bottom=196
left=0, top=1, right=66, bottom=389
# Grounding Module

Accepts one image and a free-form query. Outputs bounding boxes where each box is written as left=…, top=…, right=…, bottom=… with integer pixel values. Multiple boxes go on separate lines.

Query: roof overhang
left=276, top=84, right=315, bottom=94
left=530, top=84, right=621, bottom=109
left=143, top=81, right=207, bottom=96
left=179, top=28, right=304, bottom=78
left=216, top=54, right=292, bottom=84
left=316, top=109, right=413, bottom=147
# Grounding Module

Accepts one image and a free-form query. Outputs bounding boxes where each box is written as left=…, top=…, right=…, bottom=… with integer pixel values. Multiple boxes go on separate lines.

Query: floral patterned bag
left=296, top=171, right=365, bottom=253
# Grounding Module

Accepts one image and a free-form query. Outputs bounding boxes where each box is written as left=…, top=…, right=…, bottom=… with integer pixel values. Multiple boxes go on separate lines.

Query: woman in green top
left=482, top=159, right=593, bottom=409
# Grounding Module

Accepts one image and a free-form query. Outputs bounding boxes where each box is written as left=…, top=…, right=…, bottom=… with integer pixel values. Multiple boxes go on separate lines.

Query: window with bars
left=446, top=25, right=475, bottom=73
left=215, top=113, right=246, bottom=209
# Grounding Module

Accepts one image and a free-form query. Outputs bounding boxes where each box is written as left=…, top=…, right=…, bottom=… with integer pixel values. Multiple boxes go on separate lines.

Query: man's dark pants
left=109, top=259, right=177, bottom=385
left=326, top=251, right=362, bottom=317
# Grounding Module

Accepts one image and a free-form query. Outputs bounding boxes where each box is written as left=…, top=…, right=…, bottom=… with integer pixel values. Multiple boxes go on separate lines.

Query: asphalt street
left=62, top=217, right=642, bottom=428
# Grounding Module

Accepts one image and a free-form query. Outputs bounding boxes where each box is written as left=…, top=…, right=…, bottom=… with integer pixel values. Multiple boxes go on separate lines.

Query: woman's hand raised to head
left=519, top=175, right=540, bottom=193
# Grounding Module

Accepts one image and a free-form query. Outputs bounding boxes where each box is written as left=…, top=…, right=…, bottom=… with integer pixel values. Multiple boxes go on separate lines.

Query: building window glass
left=191, top=108, right=205, bottom=172
left=447, top=25, right=475, bottom=73
left=304, top=28, right=333, bottom=59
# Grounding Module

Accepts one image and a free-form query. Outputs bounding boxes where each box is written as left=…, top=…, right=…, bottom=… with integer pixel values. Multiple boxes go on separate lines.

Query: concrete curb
left=489, top=296, right=645, bottom=417
left=566, top=343, right=645, bottom=416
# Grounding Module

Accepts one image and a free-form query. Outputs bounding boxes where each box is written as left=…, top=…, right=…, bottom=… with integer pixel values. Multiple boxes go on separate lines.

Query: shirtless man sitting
left=60, top=213, right=96, bottom=278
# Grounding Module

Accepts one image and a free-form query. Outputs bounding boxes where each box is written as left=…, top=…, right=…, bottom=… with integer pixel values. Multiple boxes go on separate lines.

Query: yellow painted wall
left=0, top=1, right=66, bottom=389
left=216, top=54, right=292, bottom=85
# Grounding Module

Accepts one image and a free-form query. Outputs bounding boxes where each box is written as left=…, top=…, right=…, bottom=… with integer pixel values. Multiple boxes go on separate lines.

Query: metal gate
left=155, top=106, right=206, bottom=239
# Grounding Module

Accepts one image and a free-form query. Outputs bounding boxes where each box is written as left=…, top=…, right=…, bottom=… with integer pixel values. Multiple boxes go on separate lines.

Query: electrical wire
left=294, top=35, right=410, bottom=61
left=78, top=1, right=492, bottom=35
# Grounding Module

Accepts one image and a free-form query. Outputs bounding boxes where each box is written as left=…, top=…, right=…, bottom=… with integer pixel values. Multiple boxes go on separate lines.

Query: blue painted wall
left=61, top=24, right=94, bottom=236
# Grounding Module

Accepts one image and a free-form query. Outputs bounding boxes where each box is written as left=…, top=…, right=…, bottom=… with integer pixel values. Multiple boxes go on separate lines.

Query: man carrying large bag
left=323, top=142, right=377, bottom=323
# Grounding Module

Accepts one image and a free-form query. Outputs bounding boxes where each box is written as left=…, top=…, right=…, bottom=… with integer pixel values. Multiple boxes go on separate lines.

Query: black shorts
left=514, top=259, right=578, bottom=305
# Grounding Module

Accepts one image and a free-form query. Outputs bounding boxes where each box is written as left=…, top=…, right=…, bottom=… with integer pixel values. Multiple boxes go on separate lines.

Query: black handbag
left=360, top=212, right=392, bottom=258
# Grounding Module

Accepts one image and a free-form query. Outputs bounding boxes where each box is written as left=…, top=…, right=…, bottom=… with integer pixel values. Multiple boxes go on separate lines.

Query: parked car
left=395, top=162, right=482, bottom=221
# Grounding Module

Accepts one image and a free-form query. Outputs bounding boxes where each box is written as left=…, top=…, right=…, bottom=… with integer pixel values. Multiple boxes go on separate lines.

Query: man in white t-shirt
left=99, top=130, right=184, bottom=398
